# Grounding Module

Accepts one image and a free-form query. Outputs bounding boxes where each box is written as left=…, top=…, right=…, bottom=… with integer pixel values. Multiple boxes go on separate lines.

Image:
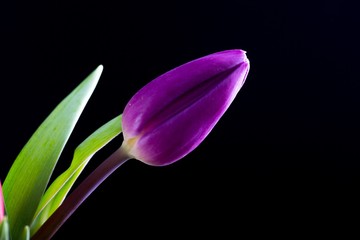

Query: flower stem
left=32, top=146, right=132, bottom=240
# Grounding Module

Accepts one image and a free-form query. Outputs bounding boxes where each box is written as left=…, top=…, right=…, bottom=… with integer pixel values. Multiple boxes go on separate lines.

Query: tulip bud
left=121, top=49, right=250, bottom=166
left=0, top=181, right=4, bottom=222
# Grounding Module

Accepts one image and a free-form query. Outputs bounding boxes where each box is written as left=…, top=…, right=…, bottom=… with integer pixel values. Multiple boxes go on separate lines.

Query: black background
left=1, top=0, right=360, bottom=238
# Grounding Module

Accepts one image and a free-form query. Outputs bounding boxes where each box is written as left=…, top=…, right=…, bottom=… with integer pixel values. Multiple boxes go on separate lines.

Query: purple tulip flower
left=121, top=49, right=250, bottom=166
left=0, top=181, right=4, bottom=223
left=31, top=49, right=250, bottom=240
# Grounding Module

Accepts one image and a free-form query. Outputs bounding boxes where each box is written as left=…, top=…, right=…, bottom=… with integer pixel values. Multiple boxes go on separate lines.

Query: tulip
left=32, top=49, right=250, bottom=240
left=121, top=49, right=250, bottom=166
left=0, top=181, right=4, bottom=223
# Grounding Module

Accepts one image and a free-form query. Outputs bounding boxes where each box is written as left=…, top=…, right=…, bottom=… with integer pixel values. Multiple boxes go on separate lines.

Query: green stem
left=32, top=146, right=132, bottom=240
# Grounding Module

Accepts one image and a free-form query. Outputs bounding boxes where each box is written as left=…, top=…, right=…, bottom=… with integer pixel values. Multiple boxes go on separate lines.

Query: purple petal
left=0, top=181, right=4, bottom=222
left=122, top=49, right=250, bottom=166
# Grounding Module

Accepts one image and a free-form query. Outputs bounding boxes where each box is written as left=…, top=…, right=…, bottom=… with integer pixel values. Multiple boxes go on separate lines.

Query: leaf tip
left=97, top=64, right=104, bottom=73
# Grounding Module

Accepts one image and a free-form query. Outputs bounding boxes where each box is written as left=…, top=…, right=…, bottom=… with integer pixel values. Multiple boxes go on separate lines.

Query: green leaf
left=0, top=217, right=9, bottom=240
left=3, top=65, right=103, bottom=239
left=21, top=226, right=30, bottom=240
left=30, top=114, right=122, bottom=235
